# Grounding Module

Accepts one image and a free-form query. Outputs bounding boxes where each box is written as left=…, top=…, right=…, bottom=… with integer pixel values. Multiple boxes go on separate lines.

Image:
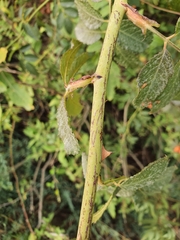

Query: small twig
left=37, top=153, right=57, bottom=228
left=30, top=158, right=43, bottom=213
left=0, top=198, right=20, bottom=209
left=9, top=120, right=34, bottom=233
left=129, top=151, right=144, bottom=170
left=27, top=0, right=51, bottom=22
left=140, top=0, right=180, bottom=15
left=120, top=108, right=140, bottom=177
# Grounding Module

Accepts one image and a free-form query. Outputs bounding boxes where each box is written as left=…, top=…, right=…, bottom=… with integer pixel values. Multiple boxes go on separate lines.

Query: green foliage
left=60, top=40, right=89, bottom=85
left=1, top=0, right=180, bottom=239
left=134, top=49, right=176, bottom=112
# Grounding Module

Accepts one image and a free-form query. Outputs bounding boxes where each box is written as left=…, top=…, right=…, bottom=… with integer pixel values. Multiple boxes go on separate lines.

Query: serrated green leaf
left=66, top=92, right=83, bottom=116
left=118, top=20, right=153, bottom=53
left=75, top=22, right=101, bottom=45
left=64, top=17, right=73, bottom=34
left=75, top=0, right=103, bottom=29
left=133, top=49, right=174, bottom=109
left=117, top=157, right=172, bottom=197
left=95, top=157, right=175, bottom=223
left=60, top=40, right=89, bottom=84
left=0, top=47, right=8, bottom=63
left=150, top=60, right=180, bottom=113
left=23, top=23, right=40, bottom=40
left=141, top=165, right=176, bottom=193
left=114, top=44, right=139, bottom=68
left=0, top=72, right=33, bottom=111
left=175, top=17, right=180, bottom=34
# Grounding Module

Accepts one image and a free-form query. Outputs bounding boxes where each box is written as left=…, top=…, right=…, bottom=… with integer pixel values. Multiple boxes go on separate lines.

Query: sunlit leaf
left=0, top=81, right=7, bottom=93
left=118, top=20, right=153, bottom=53
left=25, top=62, right=38, bottom=75
left=168, top=0, right=180, bottom=11
left=0, top=47, right=8, bottom=63
left=24, top=54, right=38, bottom=62
left=57, top=12, right=64, bottom=30
left=75, top=22, right=101, bottom=45
left=134, top=49, right=174, bottom=110
left=64, top=8, right=78, bottom=18
left=60, top=40, right=89, bottom=84
left=92, top=192, right=114, bottom=223
left=28, top=233, right=37, bottom=240
left=75, top=0, right=103, bottom=29
left=66, top=92, right=83, bottom=116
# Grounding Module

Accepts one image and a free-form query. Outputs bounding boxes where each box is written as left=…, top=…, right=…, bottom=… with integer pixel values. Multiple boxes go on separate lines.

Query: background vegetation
left=0, top=0, right=180, bottom=239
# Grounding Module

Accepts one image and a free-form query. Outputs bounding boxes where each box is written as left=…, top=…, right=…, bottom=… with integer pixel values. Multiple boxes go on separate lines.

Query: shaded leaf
left=61, top=0, right=75, bottom=8
left=64, top=17, right=73, bottom=34
left=57, top=97, right=80, bottom=155
left=75, top=0, right=103, bottom=29
left=23, top=23, right=40, bottom=40
left=0, top=72, right=33, bottom=111
left=24, top=54, right=38, bottom=62
left=64, top=8, right=78, bottom=18
left=66, top=92, right=83, bottom=116
left=118, top=20, right=153, bottom=53
left=75, top=22, right=101, bottom=45
left=60, top=40, right=89, bottom=84
left=25, top=62, right=38, bottom=75
left=134, top=49, right=174, bottom=110
left=0, top=154, right=13, bottom=190
left=0, top=47, right=8, bottom=63
left=149, top=60, right=180, bottom=113
left=114, top=44, right=139, bottom=68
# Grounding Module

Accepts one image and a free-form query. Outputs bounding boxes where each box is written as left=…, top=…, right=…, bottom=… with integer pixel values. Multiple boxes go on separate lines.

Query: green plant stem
left=76, top=1, right=127, bottom=239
